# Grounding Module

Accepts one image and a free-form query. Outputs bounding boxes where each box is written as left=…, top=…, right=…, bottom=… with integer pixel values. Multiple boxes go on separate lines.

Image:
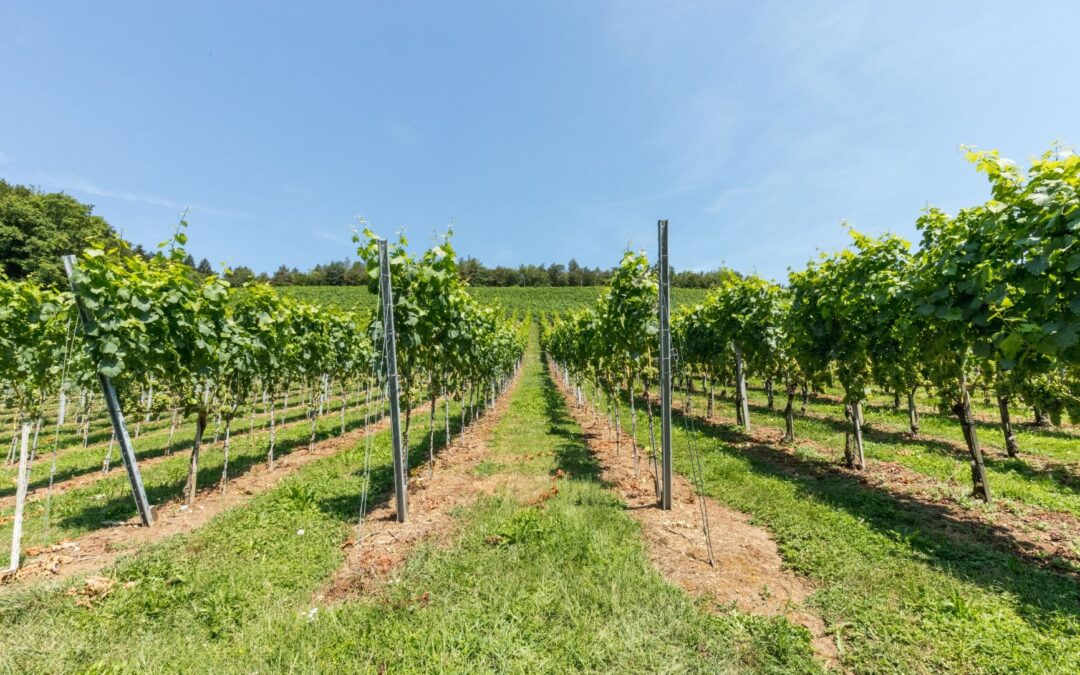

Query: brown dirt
left=1, top=404, right=408, bottom=586
left=321, top=366, right=542, bottom=602
left=552, top=368, right=839, bottom=668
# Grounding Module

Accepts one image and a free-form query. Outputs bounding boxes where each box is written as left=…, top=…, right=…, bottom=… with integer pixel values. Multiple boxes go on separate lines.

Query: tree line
left=243, top=256, right=737, bottom=288
left=0, top=180, right=735, bottom=289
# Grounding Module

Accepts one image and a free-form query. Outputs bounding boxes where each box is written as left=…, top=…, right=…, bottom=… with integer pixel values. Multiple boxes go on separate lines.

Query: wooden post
left=62, top=255, right=154, bottom=526
left=6, top=423, right=31, bottom=573
left=378, top=240, right=408, bottom=522
left=658, top=219, right=673, bottom=511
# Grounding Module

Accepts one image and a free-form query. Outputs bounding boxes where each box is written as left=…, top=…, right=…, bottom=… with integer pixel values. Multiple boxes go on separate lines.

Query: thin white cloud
left=46, top=173, right=179, bottom=208
left=25, top=171, right=252, bottom=219
left=589, top=182, right=704, bottom=211
left=187, top=204, right=255, bottom=220
left=705, top=185, right=764, bottom=213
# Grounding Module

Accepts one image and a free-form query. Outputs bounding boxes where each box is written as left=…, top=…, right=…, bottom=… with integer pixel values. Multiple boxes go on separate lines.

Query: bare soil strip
left=551, top=368, right=839, bottom=666
left=322, top=366, right=536, bottom=602
left=2, top=405, right=405, bottom=586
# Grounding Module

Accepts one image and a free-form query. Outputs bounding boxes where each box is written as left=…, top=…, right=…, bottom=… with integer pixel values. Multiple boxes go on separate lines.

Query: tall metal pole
left=657, top=220, right=673, bottom=510
left=378, top=240, right=408, bottom=522
left=62, top=255, right=154, bottom=526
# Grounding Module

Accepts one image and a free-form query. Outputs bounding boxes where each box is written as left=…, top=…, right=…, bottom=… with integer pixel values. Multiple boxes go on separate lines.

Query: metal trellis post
left=62, top=255, right=154, bottom=526
left=378, top=240, right=408, bottom=522
left=657, top=220, right=673, bottom=510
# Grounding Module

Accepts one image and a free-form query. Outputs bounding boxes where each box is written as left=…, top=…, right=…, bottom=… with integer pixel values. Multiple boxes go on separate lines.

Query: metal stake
left=62, top=255, right=154, bottom=526
left=378, top=240, right=408, bottom=522
left=657, top=220, right=673, bottom=510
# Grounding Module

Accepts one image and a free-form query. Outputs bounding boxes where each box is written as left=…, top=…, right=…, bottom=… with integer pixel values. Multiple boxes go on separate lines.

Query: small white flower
left=297, top=529, right=305, bottom=536
left=306, top=607, right=318, bottom=623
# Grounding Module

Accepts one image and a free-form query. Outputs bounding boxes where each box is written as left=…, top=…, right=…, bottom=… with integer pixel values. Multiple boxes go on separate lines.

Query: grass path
left=7, top=324, right=1075, bottom=671
left=783, top=387, right=1080, bottom=463
left=250, top=327, right=818, bottom=673
left=0, top=394, right=397, bottom=569
left=0, top=384, right=380, bottom=503
left=0, top=387, right=480, bottom=671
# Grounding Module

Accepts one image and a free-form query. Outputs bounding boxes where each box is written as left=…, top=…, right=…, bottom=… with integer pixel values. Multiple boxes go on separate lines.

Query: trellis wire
left=43, top=315, right=78, bottom=539
left=356, top=366, right=384, bottom=544
left=673, top=338, right=716, bottom=567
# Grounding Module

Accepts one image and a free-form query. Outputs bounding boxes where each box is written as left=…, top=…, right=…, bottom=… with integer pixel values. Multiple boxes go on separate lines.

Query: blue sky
left=2, top=1, right=1078, bottom=281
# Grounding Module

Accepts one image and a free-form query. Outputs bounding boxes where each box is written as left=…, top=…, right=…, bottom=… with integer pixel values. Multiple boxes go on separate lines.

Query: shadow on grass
left=990, top=457, right=1080, bottom=494
left=664, top=402, right=1080, bottom=626
left=38, top=402, right=393, bottom=538
left=538, top=354, right=602, bottom=483
left=707, top=381, right=1078, bottom=449
left=1, top=401, right=345, bottom=501
left=732, top=399, right=1080, bottom=498
left=853, top=395, right=1080, bottom=443
left=1014, top=422, right=1080, bottom=442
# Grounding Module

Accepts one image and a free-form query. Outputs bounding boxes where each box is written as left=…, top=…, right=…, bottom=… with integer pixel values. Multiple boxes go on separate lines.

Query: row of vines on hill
left=544, top=252, right=660, bottom=479
left=544, top=145, right=1079, bottom=502
left=1, top=224, right=524, bottom=528
left=355, top=228, right=526, bottom=473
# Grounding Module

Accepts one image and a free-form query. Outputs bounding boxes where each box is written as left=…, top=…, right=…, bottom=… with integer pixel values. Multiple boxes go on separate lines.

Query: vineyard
left=279, top=283, right=712, bottom=317
left=0, top=146, right=1076, bottom=673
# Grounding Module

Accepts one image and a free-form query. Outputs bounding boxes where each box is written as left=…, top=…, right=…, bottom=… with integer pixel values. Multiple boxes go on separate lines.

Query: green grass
left=6, top=310, right=1077, bottom=672
left=0, top=384, right=367, bottom=503
left=0, top=394, right=393, bottom=569
left=674, top=385, right=1080, bottom=521
left=787, top=385, right=1080, bottom=464
left=0, top=391, right=471, bottom=672
left=0, top=327, right=817, bottom=674
left=229, top=334, right=817, bottom=673
left=601, top=381, right=1080, bottom=672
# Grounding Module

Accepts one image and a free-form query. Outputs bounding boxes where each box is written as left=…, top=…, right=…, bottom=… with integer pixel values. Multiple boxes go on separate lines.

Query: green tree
left=0, top=180, right=123, bottom=287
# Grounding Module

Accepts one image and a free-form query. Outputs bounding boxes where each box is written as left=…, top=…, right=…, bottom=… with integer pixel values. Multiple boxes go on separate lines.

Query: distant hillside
left=278, top=285, right=711, bottom=316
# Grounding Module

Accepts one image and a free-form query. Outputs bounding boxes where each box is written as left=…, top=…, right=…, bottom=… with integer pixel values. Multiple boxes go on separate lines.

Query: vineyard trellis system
left=1, top=223, right=524, bottom=573
left=1, top=143, right=1076, bottom=578
left=545, top=145, right=1078, bottom=509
